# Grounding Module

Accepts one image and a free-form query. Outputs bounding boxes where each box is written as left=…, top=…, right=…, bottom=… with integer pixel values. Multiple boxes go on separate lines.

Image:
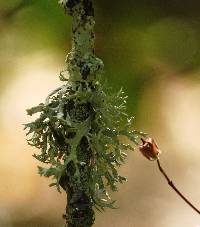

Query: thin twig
left=157, top=159, right=200, bottom=215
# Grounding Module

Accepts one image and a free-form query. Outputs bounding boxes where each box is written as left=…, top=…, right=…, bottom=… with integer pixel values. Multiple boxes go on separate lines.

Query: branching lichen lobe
left=25, top=0, right=145, bottom=226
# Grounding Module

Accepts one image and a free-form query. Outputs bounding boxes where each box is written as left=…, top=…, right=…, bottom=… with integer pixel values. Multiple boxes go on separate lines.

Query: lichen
left=25, top=78, right=145, bottom=210
left=24, top=0, right=146, bottom=225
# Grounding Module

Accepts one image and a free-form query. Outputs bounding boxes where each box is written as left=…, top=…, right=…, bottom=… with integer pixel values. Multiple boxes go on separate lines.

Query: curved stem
left=157, top=159, right=200, bottom=215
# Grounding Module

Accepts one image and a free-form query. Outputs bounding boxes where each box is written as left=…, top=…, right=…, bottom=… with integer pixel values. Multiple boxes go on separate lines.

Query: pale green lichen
left=24, top=0, right=146, bottom=225
left=25, top=78, right=145, bottom=210
left=62, top=0, right=104, bottom=83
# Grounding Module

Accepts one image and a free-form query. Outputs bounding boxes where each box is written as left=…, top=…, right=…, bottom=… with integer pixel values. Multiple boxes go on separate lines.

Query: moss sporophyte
left=24, top=0, right=145, bottom=226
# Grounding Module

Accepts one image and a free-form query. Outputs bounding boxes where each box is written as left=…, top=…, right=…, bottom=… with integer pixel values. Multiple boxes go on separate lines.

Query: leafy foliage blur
left=1, top=0, right=200, bottom=113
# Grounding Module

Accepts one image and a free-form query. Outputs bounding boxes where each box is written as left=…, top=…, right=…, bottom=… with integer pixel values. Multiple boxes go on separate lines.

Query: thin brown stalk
left=157, top=159, right=200, bottom=215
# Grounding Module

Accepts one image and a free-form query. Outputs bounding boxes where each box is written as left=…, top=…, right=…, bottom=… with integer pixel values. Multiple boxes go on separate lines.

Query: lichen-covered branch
left=59, top=0, right=104, bottom=83
left=24, top=0, right=145, bottom=226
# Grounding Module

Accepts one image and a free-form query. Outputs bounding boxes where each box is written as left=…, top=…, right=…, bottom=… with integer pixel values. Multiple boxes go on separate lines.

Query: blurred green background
left=1, top=0, right=200, bottom=226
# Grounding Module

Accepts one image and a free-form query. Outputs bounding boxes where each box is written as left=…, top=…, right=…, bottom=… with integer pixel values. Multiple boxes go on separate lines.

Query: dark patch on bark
left=66, top=0, right=81, bottom=9
left=81, top=65, right=90, bottom=80
left=83, top=0, right=94, bottom=17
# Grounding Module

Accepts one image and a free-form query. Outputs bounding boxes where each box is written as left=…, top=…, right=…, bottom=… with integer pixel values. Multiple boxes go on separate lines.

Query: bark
left=59, top=0, right=103, bottom=226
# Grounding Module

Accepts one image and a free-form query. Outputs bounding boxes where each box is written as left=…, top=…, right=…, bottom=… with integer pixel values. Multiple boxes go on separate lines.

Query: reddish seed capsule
left=139, top=137, right=161, bottom=161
